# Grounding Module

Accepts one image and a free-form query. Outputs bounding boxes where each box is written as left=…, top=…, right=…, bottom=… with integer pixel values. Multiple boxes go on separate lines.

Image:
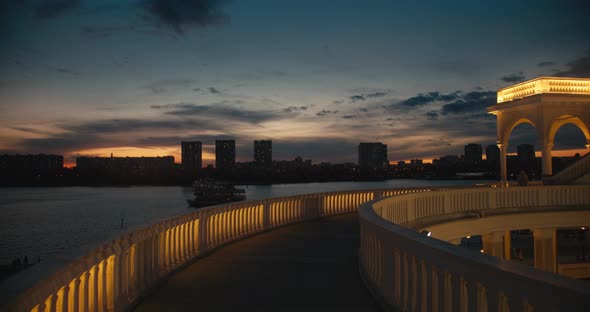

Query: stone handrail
left=358, top=185, right=590, bottom=311
left=544, top=151, right=590, bottom=185
left=3, top=186, right=440, bottom=312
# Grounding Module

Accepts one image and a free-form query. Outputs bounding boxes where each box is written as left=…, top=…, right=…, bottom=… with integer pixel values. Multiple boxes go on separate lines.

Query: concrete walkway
left=135, top=213, right=380, bottom=311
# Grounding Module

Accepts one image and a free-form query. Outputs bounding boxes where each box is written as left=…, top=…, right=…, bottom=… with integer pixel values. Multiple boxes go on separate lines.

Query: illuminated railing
left=358, top=185, right=590, bottom=311
left=496, top=76, right=590, bottom=104
left=544, top=151, right=590, bottom=185
left=558, top=263, right=590, bottom=280
left=2, top=187, right=436, bottom=312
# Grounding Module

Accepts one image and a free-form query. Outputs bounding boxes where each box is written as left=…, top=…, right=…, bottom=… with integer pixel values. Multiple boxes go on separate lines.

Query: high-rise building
left=358, top=142, right=388, bottom=169
left=486, top=144, right=500, bottom=166
left=181, top=141, right=202, bottom=171
left=254, top=140, right=272, bottom=167
left=464, top=143, right=482, bottom=166
left=215, top=140, right=236, bottom=170
left=517, top=144, right=535, bottom=162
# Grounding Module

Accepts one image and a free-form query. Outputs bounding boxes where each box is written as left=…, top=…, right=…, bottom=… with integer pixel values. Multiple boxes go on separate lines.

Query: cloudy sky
left=1, top=0, right=589, bottom=166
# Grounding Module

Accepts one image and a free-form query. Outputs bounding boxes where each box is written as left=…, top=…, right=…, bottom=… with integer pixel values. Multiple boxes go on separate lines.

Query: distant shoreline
left=0, top=176, right=500, bottom=188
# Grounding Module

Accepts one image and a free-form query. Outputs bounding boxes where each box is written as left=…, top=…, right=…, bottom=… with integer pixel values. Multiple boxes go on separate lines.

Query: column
left=542, top=143, right=553, bottom=177
left=381, top=245, right=395, bottom=307
left=100, top=260, right=108, bottom=312
left=90, top=265, right=99, bottom=312
left=498, top=142, right=508, bottom=187
left=70, top=278, right=80, bottom=312
left=432, top=266, right=445, bottom=312
left=106, top=256, right=115, bottom=312
left=483, top=231, right=505, bottom=258
left=533, top=228, right=557, bottom=273
left=79, top=271, right=89, bottom=311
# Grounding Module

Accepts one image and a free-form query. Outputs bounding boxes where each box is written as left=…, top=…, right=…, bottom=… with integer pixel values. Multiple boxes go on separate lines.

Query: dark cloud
left=349, top=95, right=365, bottom=102
left=63, top=119, right=193, bottom=134
left=18, top=133, right=101, bottom=153
left=441, top=91, right=496, bottom=115
left=137, top=135, right=233, bottom=146
left=208, top=87, right=220, bottom=94
left=15, top=117, right=234, bottom=156
left=282, top=106, right=308, bottom=113
left=424, top=111, right=438, bottom=120
left=393, top=91, right=461, bottom=110
left=555, top=50, right=590, bottom=77
left=398, top=92, right=440, bottom=107
left=316, top=109, right=338, bottom=117
left=500, top=72, right=525, bottom=83
left=152, top=102, right=282, bottom=123
left=11, top=127, right=51, bottom=135
left=0, top=1, right=26, bottom=21
left=140, top=0, right=231, bottom=34
left=438, top=91, right=461, bottom=102
left=341, top=115, right=358, bottom=119
left=348, top=91, right=388, bottom=103
left=36, top=0, right=80, bottom=19
left=537, top=61, right=556, bottom=67
left=366, top=92, right=387, bottom=98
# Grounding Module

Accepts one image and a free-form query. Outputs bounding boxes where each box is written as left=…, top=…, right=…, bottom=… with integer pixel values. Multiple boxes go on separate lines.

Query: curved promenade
left=4, top=184, right=590, bottom=312
left=4, top=187, right=429, bottom=312
left=135, top=213, right=379, bottom=311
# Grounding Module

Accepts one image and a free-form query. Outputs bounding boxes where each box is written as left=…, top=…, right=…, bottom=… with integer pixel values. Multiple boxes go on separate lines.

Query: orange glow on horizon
left=62, top=147, right=589, bottom=167
left=66, top=146, right=215, bottom=167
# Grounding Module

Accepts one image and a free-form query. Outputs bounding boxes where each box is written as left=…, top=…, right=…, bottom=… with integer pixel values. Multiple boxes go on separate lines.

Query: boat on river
left=187, top=179, right=246, bottom=208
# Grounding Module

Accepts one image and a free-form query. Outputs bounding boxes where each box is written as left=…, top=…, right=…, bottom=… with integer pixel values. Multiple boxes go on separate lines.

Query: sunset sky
left=1, top=0, right=589, bottom=166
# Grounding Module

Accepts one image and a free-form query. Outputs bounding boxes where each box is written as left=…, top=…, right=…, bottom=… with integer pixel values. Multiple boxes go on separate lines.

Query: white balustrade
left=4, top=187, right=436, bottom=312
left=359, top=185, right=590, bottom=311
left=11, top=184, right=588, bottom=312
left=545, top=151, right=590, bottom=185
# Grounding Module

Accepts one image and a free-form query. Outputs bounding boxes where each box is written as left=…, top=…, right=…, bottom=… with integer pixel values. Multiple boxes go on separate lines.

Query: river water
left=0, top=180, right=492, bottom=264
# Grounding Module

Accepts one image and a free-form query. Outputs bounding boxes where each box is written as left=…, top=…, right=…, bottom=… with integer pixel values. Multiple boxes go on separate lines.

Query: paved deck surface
left=135, top=213, right=380, bottom=311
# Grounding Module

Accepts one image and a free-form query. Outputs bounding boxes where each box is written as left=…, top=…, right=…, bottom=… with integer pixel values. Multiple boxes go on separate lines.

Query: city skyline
left=3, top=140, right=572, bottom=170
left=1, top=1, right=590, bottom=166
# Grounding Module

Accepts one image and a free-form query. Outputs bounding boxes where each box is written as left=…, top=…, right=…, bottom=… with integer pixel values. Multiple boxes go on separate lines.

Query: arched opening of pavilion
left=551, top=122, right=589, bottom=173
left=505, top=121, right=539, bottom=180
left=488, top=76, right=590, bottom=185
